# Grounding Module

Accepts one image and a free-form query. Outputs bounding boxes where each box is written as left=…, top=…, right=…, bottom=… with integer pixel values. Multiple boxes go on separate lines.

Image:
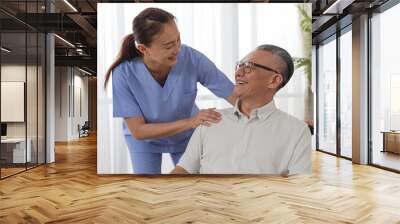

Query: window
left=371, top=2, right=400, bottom=171
left=339, top=27, right=352, bottom=158
left=317, top=36, right=337, bottom=155
left=0, top=1, right=46, bottom=179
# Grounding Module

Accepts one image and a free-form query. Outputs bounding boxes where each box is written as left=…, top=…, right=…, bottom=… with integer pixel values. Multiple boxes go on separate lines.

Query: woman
left=104, top=7, right=236, bottom=174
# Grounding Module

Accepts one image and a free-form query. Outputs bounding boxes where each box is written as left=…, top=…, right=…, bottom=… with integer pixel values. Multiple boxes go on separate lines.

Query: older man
left=171, top=44, right=311, bottom=175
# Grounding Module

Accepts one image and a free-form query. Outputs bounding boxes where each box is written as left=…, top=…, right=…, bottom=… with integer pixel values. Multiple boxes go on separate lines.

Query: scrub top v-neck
left=112, top=44, right=234, bottom=153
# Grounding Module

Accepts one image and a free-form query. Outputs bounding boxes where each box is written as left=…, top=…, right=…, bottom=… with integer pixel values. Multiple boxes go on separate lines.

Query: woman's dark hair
left=104, top=8, right=175, bottom=89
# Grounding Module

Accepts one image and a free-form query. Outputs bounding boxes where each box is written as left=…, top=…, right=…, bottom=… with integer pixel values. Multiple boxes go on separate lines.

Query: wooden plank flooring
left=0, top=167, right=26, bottom=178
left=1, top=134, right=400, bottom=223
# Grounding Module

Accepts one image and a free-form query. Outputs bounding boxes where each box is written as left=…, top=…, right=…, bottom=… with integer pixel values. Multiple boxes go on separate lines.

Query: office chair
left=79, top=121, right=90, bottom=138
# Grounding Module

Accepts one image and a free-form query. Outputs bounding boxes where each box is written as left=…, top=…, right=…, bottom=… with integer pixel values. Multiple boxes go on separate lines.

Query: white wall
left=1, top=65, right=36, bottom=137
left=55, top=67, right=68, bottom=141
left=1, top=65, right=27, bottom=144
left=1, top=63, right=46, bottom=164
left=74, top=73, right=89, bottom=131
left=54, top=67, right=89, bottom=141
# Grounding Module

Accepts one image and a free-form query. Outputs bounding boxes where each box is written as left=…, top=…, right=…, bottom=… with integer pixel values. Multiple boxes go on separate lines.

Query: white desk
left=1, top=138, right=31, bottom=163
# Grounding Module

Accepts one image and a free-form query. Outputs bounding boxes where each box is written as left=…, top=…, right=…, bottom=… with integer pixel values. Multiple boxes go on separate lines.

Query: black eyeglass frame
left=235, top=61, right=281, bottom=74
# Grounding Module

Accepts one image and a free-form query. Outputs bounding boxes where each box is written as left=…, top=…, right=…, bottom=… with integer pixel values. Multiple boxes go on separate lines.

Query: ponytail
left=104, top=34, right=142, bottom=89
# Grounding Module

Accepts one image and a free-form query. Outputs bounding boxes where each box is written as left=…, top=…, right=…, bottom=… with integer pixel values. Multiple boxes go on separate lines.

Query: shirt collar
left=233, top=100, right=242, bottom=119
left=233, top=99, right=277, bottom=121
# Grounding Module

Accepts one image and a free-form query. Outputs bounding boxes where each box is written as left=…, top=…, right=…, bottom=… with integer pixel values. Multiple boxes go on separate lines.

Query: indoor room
left=0, top=0, right=399, bottom=223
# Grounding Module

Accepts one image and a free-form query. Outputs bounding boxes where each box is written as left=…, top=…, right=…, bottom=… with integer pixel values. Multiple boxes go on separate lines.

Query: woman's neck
left=143, top=57, right=170, bottom=86
left=143, top=57, right=170, bottom=78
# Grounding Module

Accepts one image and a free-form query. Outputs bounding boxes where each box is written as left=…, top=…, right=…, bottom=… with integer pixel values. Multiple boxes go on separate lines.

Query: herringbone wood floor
left=1, top=134, right=400, bottom=223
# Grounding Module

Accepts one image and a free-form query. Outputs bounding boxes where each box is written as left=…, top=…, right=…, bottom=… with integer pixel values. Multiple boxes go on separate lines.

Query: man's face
left=234, top=50, right=285, bottom=99
left=139, top=21, right=181, bottom=67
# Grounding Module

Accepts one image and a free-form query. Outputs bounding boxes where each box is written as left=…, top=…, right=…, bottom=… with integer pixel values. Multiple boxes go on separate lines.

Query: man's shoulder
left=274, top=109, right=308, bottom=131
left=218, top=107, right=233, bottom=113
left=196, top=108, right=236, bottom=134
left=218, top=108, right=237, bottom=120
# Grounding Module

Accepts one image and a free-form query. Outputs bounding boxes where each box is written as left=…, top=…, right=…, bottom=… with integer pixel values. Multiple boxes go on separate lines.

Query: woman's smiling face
left=139, top=21, right=182, bottom=68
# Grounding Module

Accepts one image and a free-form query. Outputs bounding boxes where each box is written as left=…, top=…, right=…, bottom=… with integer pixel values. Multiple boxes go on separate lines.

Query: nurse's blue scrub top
left=112, top=44, right=234, bottom=153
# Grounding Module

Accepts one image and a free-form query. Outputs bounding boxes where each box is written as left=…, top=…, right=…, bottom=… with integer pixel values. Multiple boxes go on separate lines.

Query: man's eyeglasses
left=235, top=61, right=280, bottom=75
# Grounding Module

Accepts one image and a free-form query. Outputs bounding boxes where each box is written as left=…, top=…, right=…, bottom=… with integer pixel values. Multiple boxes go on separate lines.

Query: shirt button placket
left=235, top=118, right=251, bottom=170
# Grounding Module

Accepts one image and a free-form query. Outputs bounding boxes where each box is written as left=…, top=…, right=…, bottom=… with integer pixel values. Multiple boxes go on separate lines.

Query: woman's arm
left=125, top=108, right=221, bottom=140
left=192, top=47, right=238, bottom=106
left=225, top=84, right=240, bottom=105
left=225, top=92, right=237, bottom=105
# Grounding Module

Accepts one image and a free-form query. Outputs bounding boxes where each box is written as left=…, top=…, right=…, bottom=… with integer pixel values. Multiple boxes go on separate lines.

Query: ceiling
left=311, top=0, right=390, bottom=43
left=1, top=0, right=99, bottom=74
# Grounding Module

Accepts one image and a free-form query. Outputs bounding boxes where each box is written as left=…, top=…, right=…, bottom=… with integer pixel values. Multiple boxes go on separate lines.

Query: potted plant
left=294, top=4, right=313, bottom=131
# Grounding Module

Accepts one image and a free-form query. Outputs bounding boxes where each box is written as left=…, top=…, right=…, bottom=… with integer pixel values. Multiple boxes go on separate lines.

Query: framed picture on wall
left=1, top=81, right=25, bottom=122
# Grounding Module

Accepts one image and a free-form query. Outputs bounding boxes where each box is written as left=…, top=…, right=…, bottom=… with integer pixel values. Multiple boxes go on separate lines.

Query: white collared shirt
left=177, top=100, right=312, bottom=174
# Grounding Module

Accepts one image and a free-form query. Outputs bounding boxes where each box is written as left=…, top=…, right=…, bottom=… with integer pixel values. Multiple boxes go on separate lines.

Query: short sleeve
left=288, top=125, right=312, bottom=175
left=112, top=66, right=143, bottom=118
left=177, top=126, right=204, bottom=174
left=193, top=49, right=234, bottom=98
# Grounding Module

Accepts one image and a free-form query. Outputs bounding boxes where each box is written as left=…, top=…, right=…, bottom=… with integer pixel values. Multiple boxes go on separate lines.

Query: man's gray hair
left=256, top=44, right=294, bottom=88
